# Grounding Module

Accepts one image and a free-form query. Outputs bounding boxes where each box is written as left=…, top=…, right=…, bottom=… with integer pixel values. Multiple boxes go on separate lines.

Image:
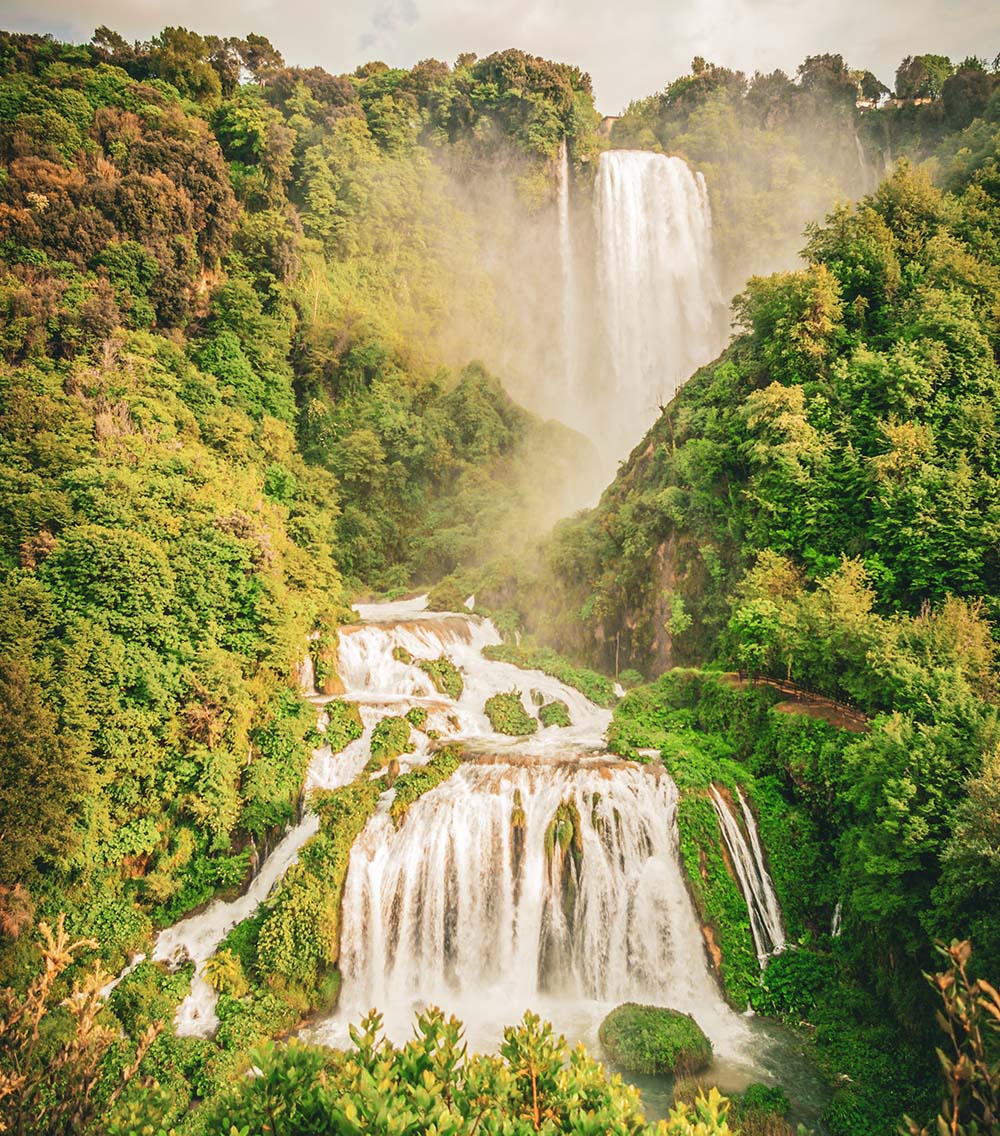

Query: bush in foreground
left=195, top=1007, right=734, bottom=1135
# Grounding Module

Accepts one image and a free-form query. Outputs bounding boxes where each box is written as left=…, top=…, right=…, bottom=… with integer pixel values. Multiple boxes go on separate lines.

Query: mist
left=415, top=56, right=877, bottom=486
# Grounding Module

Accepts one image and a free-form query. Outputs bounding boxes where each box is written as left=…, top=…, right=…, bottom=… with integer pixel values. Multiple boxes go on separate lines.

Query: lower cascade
left=321, top=759, right=746, bottom=1056
left=303, top=599, right=759, bottom=1067
left=150, top=595, right=783, bottom=1083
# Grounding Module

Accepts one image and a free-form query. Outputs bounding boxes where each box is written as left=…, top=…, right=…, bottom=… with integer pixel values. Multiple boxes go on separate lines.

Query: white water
left=595, top=150, right=723, bottom=456
left=557, top=138, right=579, bottom=400
left=710, top=786, right=786, bottom=966
left=316, top=757, right=751, bottom=1063
left=139, top=595, right=783, bottom=1090
left=306, top=597, right=765, bottom=1074
left=143, top=595, right=610, bottom=1035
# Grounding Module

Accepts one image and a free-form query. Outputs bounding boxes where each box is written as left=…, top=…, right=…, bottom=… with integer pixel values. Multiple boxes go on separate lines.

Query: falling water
left=557, top=138, right=579, bottom=398
left=710, top=785, right=786, bottom=966
left=316, top=757, right=751, bottom=1060
left=595, top=150, right=723, bottom=454
left=854, top=132, right=873, bottom=193
left=831, top=901, right=843, bottom=939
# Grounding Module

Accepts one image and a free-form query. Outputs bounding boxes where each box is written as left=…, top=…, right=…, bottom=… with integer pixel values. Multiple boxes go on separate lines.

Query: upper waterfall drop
left=557, top=138, right=578, bottom=399
left=595, top=150, right=724, bottom=455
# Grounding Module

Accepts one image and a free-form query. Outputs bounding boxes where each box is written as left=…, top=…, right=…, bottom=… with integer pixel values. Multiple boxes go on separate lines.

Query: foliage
left=417, top=655, right=464, bottom=700
left=538, top=699, right=571, bottom=728
left=194, top=1005, right=735, bottom=1135
left=254, top=775, right=383, bottom=993
left=0, top=915, right=160, bottom=1136
left=324, top=699, right=364, bottom=753
left=598, top=1003, right=712, bottom=1077
left=405, top=704, right=429, bottom=728
left=368, top=715, right=414, bottom=768
left=389, top=746, right=463, bottom=821
left=904, top=940, right=1000, bottom=1136
left=484, top=690, right=538, bottom=735
left=482, top=642, right=618, bottom=707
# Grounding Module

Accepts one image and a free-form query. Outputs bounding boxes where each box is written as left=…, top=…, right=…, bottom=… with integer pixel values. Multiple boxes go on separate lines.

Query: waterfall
left=853, top=132, right=872, bottom=193
left=557, top=138, right=578, bottom=397
left=831, top=901, right=843, bottom=939
left=317, top=758, right=750, bottom=1059
left=595, top=150, right=723, bottom=454
left=710, top=785, right=786, bottom=966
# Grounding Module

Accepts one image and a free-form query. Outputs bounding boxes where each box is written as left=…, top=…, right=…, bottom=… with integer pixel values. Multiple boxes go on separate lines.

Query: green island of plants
left=417, top=655, right=464, bottom=701
left=404, top=704, right=429, bottom=729
left=367, top=715, right=415, bottom=770
left=484, top=689, right=538, bottom=735
left=539, top=699, right=572, bottom=727
left=323, top=699, right=364, bottom=753
left=598, top=1002, right=713, bottom=1077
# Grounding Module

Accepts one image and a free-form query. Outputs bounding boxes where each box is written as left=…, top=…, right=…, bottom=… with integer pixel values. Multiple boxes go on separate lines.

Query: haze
left=3, top=0, right=995, bottom=113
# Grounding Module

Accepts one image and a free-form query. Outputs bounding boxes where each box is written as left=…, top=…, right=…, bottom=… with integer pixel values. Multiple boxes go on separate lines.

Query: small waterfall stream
left=710, top=785, right=786, bottom=965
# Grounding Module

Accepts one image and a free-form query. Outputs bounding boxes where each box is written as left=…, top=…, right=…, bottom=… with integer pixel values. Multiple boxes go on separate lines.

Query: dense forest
left=1, top=23, right=999, bottom=1136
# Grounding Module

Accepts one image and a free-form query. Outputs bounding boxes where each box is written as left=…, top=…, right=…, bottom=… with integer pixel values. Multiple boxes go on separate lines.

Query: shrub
left=598, top=1002, right=712, bottom=1076
left=405, top=705, right=428, bottom=728
left=539, top=699, right=571, bottom=728
left=484, top=690, right=538, bottom=735
left=417, top=656, right=464, bottom=700
left=325, top=700, right=364, bottom=753
left=368, top=716, right=414, bottom=769
left=426, top=579, right=467, bottom=612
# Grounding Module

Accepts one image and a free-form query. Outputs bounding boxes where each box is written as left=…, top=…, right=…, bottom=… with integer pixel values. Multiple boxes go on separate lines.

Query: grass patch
left=417, top=656, right=464, bottom=700
left=325, top=700, right=364, bottom=753
left=538, top=699, right=571, bottom=728
left=368, top=716, right=414, bottom=770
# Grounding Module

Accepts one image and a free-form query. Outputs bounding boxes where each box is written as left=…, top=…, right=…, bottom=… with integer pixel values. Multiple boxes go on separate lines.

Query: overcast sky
left=3, top=0, right=997, bottom=114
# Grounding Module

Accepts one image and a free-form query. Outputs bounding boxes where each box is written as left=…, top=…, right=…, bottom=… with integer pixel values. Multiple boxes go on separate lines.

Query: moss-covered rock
left=417, top=656, right=463, bottom=700
left=598, top=1003, right=712, bottom=1076
left=405, top=705, right=428, bottom=729
left=539, top=699, right=571, bottom=728
left=484, top=690, right=537, bottom=735
left=325, top=700, right=364, bottom=753
left=367, top=716, right=414, bottom=770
